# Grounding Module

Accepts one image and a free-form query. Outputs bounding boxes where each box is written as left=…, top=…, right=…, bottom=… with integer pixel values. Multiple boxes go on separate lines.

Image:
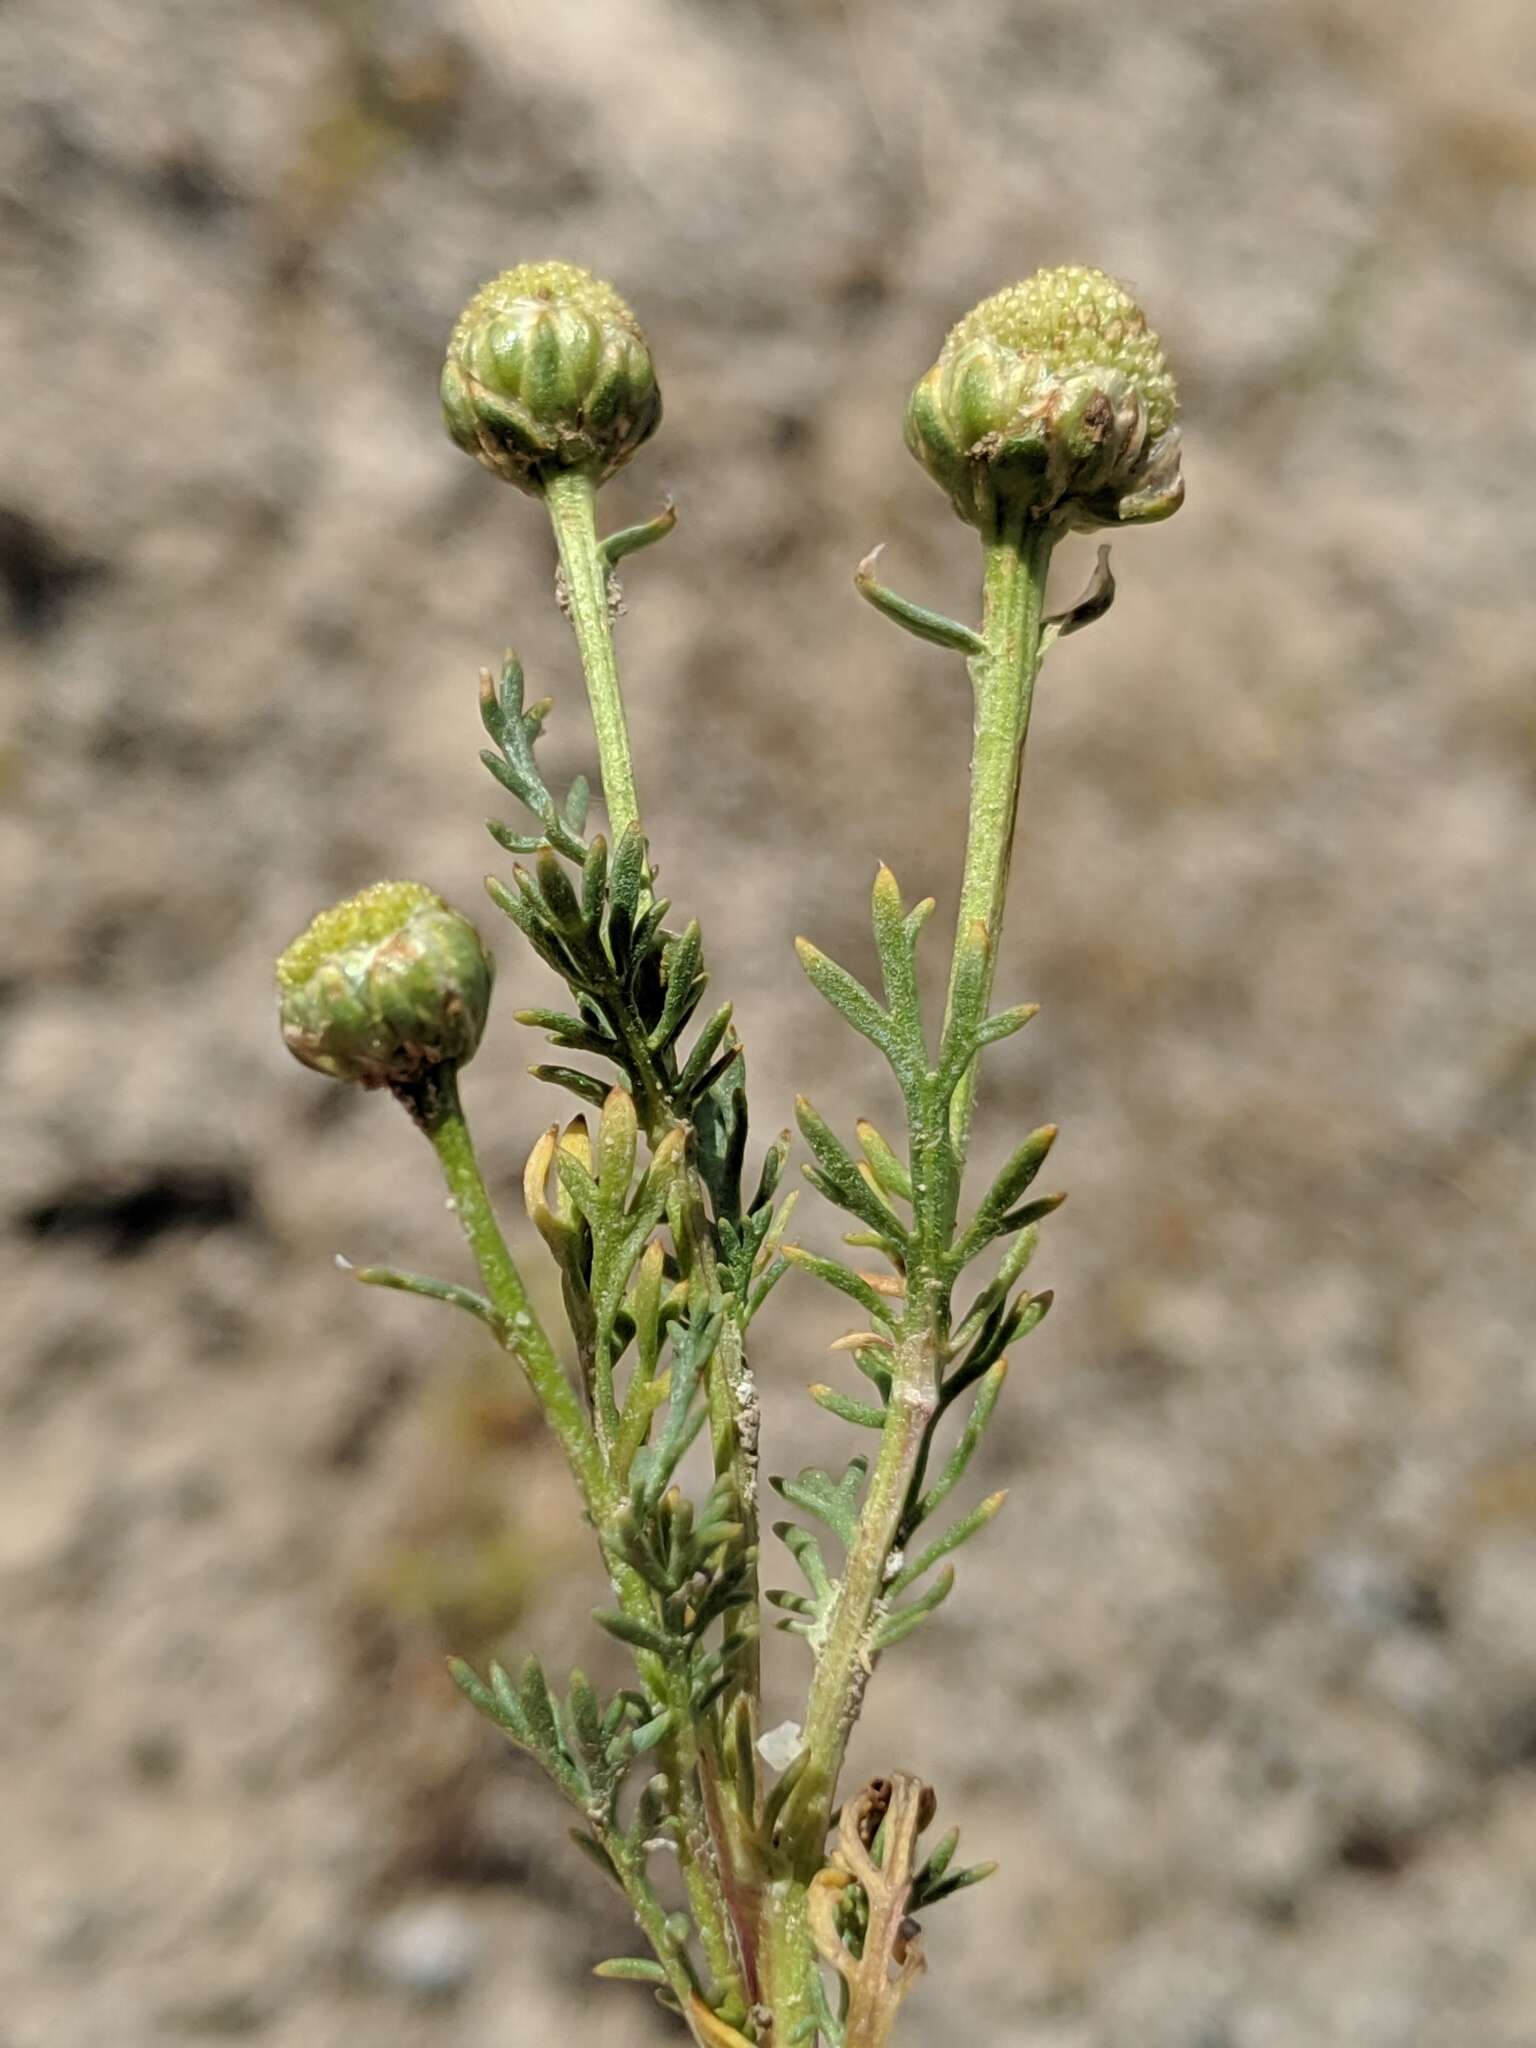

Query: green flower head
left=905, top=266, right=1183, bottom=536
left=442, top=261, right=662, bottom=495
left=276, top=881, right=494, bottom=1089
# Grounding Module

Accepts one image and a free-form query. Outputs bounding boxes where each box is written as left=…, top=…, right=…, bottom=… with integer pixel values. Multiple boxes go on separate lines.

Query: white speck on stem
left=756, top=1720, right=803, bottom=1773
left=883, top=1549, right=904, bottom=1581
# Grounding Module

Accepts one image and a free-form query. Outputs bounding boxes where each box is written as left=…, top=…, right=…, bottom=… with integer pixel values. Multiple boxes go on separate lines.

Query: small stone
left=126, top=1726, right=185, bottom=1786
left=44, top=1900, right=115, bottom=1968
left=365, top=1898, right=483, bottom=2002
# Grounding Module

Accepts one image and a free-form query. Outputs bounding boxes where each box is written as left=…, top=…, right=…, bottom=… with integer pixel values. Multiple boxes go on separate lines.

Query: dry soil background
left=3, top=2, right=1536, bottom=2044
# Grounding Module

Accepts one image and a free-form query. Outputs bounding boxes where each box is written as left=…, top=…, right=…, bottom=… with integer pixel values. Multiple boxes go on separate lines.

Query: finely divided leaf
left=795, top=938, right=897, bottom=1063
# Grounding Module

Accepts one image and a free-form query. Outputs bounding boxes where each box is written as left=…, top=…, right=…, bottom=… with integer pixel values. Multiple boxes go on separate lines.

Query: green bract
left=905, top=264, right=1183, bottom=536
left=276, top=881, right=494, bottom=1087
left=442, top=261, right=662, bottom=494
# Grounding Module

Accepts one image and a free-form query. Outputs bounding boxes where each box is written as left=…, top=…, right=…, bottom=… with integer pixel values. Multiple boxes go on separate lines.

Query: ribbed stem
left=540, top=470, right=764, bottom=1698
left=543, top=469, right=641, bottom=839
left=407, top=1064, right=602, bottom=1502
left=608, top=1830, right=711, bottom=2022
left=755, top=1877, right=820, bottom=2041
left=941, top=514, right=1056, bottom=1157
left=407, top=1064, right=747, bottom=2023
left=780, top=1319, right=942, bottom=1868
left=765, top=516, right=1060, bottom=2039
left=537, top=468, right=761, bottom=2021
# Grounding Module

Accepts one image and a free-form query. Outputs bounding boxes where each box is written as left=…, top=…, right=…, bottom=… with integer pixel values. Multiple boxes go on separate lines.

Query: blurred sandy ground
left=1, top=1, right=1534, bottom=2043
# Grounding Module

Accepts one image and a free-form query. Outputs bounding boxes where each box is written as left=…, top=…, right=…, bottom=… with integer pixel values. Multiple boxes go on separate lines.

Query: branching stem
left=408, top=1062, right=748, bottom=2025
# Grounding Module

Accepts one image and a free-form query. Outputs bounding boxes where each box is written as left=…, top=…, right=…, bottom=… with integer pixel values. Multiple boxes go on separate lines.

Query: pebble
left=365, top=1899, right=484, bottom=2002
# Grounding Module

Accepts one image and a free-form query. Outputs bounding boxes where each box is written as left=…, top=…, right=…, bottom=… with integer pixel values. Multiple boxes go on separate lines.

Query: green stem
left=543, top=468, right=641, bottom=840
left=782, top=523, right=1057, bottom=1866
left=941, top=514, right=1057, bottom=1160
left=770, top=517, right=1059, bottom=2027
left=709, top=1303, right=762, bottom=1710
left=606, top=1829, right=707, bottom=2020
left=405, top=1066, right=748, bottom=2021
left=541, top=467, right=764, bottom=1710
left=405, top=1063, right=603, bottom=1504
left=777, top=1291, right=945, bottom=1880
left=755, top=1876, right=820, bottom=2041
left=774, top=1100, right=959, bottom=1902
left=537, top=473, right=762, bottom=2024
left=760, top=1302, right=945, bottom=2031
left=645, top=1644, right=750, bottom=2018
left=580, top=1522, right=745, bottom=2016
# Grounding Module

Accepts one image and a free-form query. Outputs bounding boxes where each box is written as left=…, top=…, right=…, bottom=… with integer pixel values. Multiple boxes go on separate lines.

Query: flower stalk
left=411, top=1063, right=752, bottom=2030
left=763, top=517, right=1055, bottom=2034
left=402, top=1060, right=603, bottom=1503
left=942, top=511, right=1055, bottom=1154
left=544, top=468, right=642, bottom=842
left=536, top=445, right=767, bottom=1724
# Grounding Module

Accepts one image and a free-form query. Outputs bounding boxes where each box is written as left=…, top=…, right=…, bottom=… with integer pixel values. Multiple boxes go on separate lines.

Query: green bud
left=905, top=265, right=1183, bottom=536
left=276, top=881, right=494, bottom=1089
left=441, top=260, right=661, bottom=494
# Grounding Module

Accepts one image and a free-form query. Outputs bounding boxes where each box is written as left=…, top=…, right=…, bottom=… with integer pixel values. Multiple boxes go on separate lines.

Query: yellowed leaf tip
left=857, top=1270, right=906, bottom=1297
left=688, top=1997, right=756, bottom=2048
